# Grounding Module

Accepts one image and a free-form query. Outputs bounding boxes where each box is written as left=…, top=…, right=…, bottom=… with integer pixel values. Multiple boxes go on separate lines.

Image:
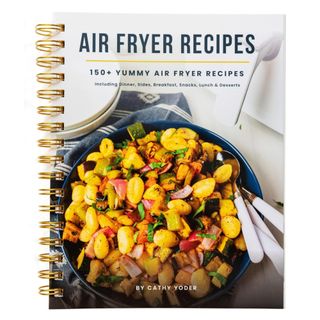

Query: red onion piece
left=197, top=251, right=204, bottom=266
left=179, top=239, right=200, bottom=252
left=127, top=244, right=144, bottom=259
left=170, top=185, right=193, bottom=199
left=119, top=255, right=143, bottom=278
left=201, top=225, right=222, bottom=250
left=109, top=179, right=127, bottom=200
left=158, top=162, right=172, bottom=174
left=187, top=249, right=200, bottom=268
left=140, top=164, right=152, bottom=173
left=141, top=199, right=155, bottom=210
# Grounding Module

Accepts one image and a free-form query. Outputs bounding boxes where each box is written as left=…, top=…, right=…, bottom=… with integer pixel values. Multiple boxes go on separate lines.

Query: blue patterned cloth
left=55, top=91, right=192, bottom=176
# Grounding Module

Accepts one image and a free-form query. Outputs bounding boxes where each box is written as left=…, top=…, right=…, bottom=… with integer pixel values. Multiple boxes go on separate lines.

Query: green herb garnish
left=156, top=131, right=162, bottom=142
left=95, top=274, right=124, bottom=286
left=133, top=231, right=139, bottom=243
left=115, top=139, right=129, bottom=149
left=228, top=194, right=235, bottom=201
left=105, top=165, right=113, bottom=172
left=195, top=218, right=204, bottom=230
left=172, top=147, right=188, bottom=155
left=197, top=233, right=217, bottom=240
left=113, top=155, right=123, bottom=165
left=138, top=202, right=145, bottom=220
left=153, top=214, right=165, bottom=229
left=165, top=193, right=171, bottom=205
left=193, top=201, right=206, bottom=218
left=126, top=165, right=134, bottom=180
left=147, top=223, right=154, bottom=242
left=149, top=162, right=165, bottom=170
left=208, top=271, right=227, bottom=286
left=91, top=203, right=108, bottom=212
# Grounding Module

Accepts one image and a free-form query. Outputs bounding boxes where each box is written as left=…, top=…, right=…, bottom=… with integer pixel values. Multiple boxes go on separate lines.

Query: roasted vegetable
left=127, top=122, right=147, bottom=140
left=190, top=268, right=211, bottom=298
left=210, top=262, right=233, bottom=288
left=217, top=236, right=234, bottom=257
left=163, top=209, right=183, bottom=231
left=77, top=161, right=96, bottom=181
left=234, top=233, right=247, bottom=251
left=144, top=257, right=161, bottom=276
left=62, top=221, right=81, bottom=243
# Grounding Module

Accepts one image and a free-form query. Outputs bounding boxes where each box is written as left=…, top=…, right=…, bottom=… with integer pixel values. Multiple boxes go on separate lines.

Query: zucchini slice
left=127, top=122, right=146, bottom=140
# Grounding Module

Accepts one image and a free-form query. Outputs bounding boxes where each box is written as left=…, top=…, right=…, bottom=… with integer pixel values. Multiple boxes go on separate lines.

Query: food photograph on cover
left=36, top=14, right=285, bottom=308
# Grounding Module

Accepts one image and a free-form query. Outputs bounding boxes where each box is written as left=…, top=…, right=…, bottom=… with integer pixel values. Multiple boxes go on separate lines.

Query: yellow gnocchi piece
left=99, top=138, right=114, bottom=157
left=94, top=233, right=109, bottom=259
left=192, top=178, right=216, bottom=198
left=213, top=164, right=233, bottom=183
left=127, top=176, right=144, bottom=204
left=221, top=216, right=241, bottom=239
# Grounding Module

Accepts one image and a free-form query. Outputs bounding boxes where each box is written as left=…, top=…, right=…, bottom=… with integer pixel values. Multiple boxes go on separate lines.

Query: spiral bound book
left=36, top=13, right=285, bottom=308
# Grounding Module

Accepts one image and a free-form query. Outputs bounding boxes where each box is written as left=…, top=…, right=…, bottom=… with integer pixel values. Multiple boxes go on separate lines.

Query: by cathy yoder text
left=135, top=284, right=197, bottom=291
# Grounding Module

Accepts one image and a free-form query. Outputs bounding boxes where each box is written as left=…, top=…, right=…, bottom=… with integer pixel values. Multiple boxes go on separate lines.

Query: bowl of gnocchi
left=59, top=121, right=262, bottom=307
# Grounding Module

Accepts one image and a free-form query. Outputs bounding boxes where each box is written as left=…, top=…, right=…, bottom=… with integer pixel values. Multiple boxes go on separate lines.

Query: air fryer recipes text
left=62, top=123, right=247, bottom=306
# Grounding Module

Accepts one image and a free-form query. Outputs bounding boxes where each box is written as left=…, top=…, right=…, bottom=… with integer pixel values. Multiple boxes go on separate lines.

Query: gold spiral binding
left=39, top=237, right=63, bottom=246
left=37, top=73, right=65, bottom=84
left=38, top=171, right=64, bottom=180
left=38, top=155, right=64, bottom=164
left=39, top=204, right=64, bottom=214
left=37, top=22, right=65, bottom=298
left=38, top=270, right=63, bottom=280
left=36, top=56, right=65, bottom=68
left=36, top=39, right=65, bottom=53
left=37, top=89, right=64, bottom=100
left=39, top=253, right=63, bottom=263
left=39, top=285, right=63, bottom=297
left=39, top=221, right=64, bottom=231
left=38, top=138, right=64, bottom=148
left=37, top=106, right=64, bottom=116
left=38, top=122, right=64, bottom=132
left=36, top=24, right=65, bottom=37
left=39, top=188, right=64, bottom=197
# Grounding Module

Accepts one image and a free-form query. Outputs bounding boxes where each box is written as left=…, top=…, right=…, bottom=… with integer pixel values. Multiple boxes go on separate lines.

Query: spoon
left=216, top=151, right=264, bottom=263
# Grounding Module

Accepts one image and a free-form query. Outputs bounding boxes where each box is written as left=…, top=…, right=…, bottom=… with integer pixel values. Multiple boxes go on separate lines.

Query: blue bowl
left=59, top=121, right=262, bottom=307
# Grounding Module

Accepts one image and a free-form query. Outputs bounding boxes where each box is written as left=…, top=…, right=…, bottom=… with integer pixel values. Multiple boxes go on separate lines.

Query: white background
left=0, top=0, right=319, bottom=318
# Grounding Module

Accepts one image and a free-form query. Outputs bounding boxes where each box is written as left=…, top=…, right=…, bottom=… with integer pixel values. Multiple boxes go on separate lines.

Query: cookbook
left=36, top=13, right=285, bottom=308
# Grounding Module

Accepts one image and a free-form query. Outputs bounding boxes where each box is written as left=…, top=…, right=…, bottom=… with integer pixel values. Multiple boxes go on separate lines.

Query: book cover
left=36, top=13, right=284, bottom=308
